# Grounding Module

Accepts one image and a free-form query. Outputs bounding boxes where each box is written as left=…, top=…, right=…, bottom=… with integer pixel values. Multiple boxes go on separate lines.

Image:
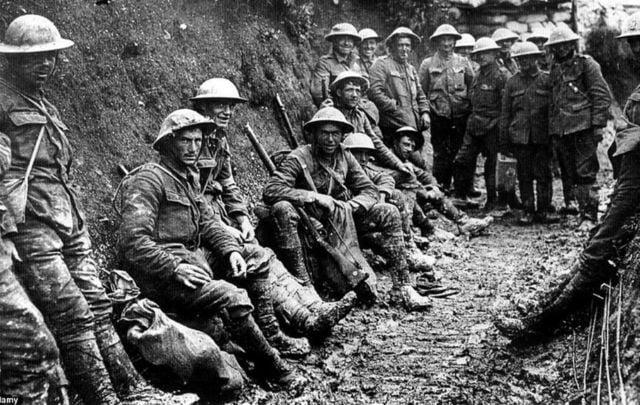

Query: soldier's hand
left=228, top=252, right=247, bottom=279
left=319, top=98, right=334, bottom=109
left=224, top=224, right=244, bottom=242
left=399, top=162, right=414, bottom=175
left=174, top=263, right=212, bottom=289
left=237, top=215, right=255, bottom=242
left=421, top=113, right=431, bottom=130
left=379, top=192, right=387, bottom=203
left=313, top=193, right=335, bottom=213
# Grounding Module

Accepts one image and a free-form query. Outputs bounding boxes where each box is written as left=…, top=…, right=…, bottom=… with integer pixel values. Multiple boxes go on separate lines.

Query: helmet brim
left=0, top=38, right=74, bottom=54
left=190, top=95, right=248, bottom=103
left=385, top=33, right=421, bottom=47
left=430, top=33, right=462, bottom=41
left=330, top=75, right=369, bottom=93
left=544, top=37, right=580, bottom=47
left=153, top=122, right=217, bottom=151
left=617, top=32, right=640, bottom=39
left=471, top=45, right=501, bottom=54
left=513, top=51, right=544, bottom=57
left=325, top=33, right=362, bottom=43
left=303, top=119, right=354, bottom=134
left=393, top=128, right=424, bottom=151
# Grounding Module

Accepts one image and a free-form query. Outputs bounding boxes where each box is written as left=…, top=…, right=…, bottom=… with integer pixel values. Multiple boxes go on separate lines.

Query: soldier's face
left=314, top=123, right=343, bottom=156
left=350, top=149, right=370, bottom=165
left=7, top=51, right=57, bottom=89
left=394, top=135, right=416, bottom=160
left=360, top=39, right=377, bottom=59
left=438, top=36, right=456, bottom=53
left=528, top=38, right=546, bottom=49
left=334, top=36, right=355, bottom=57
left=199, top=101, right=235, bottom=129
left=171, top=128, right=203, bottom=167
left=336, top=82, right=362, bottom=108
left=550, top=42, right=574, bottom=59
left=628, top=37, right=640, bottom=57
left=456, top=46, right=472, bottom=57
left=392, top=37, right=413, bottom=62
left=516, top=55, right=537, bottom=72
left=475, top=51, right=497, bottom=67
left=498, top=39, right=515, bottom=53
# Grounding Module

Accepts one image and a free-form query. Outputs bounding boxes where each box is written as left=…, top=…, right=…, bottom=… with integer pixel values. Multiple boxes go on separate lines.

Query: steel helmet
left=618, top=12, right=640, bottom=39
left=0, top=14, right=74, bottom=54
left=527, top=28, right=550, bottom=42
left=471, top=37, right=501, bottom=54
left=343, top=132, right=375, bottom=151
left=393, top=126, right=424, bottom=151
left=330, top=71, right=369, bottom=93
left=325, top=23, right=361, bottom=43
left=510, top=41, right=543, bottom=58
left=385, top=27, right=421, bottom=47
left=430, top=24, right=462, bottom=41
left=544, top=25, right=580, bottom=47
left=303, top=107, right=354, bottom=133
left=359, top=28, right=380, bottom=42
left=491, top=28, right=519, bottom=44
left=455, top=33, right=476, bottom=49
left=190, top=78, right=247, bottom=103
left=153, top=109, right=216, bottom=151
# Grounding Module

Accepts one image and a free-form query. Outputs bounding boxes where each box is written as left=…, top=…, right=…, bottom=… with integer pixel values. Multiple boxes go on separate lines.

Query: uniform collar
left=160, top=155, right=198, bottom=184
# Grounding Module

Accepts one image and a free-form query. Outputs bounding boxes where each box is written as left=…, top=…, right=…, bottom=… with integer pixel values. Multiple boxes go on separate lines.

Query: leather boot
left=278, top=247, right=312, bottom=286
left=246, top=278, right=310, bottom=358
left=484, top=187, right=498, bottom=211
left=60, top=339, right=121, bottom=405
left=227, top=315, right=303, bottom=388
left=387, top=246, right=431, bottom=312
left=304, top=291, right=358, bottom=336
left=272, top=208, right=313, bottom=286
left=406, top=242, right=437, bottom=273
left=535, top=181, right=560, bottom=223
left=457, top=214, right=494, bottom=235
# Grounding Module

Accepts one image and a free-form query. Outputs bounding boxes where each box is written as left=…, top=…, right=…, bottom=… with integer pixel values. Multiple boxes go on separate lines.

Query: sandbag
left=120, top=299, right=246, bottom=394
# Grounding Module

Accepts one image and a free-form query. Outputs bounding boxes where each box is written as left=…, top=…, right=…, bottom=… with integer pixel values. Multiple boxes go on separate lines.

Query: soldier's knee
left=202, top=280, right=254, bottom=320
left=69, top=257, right=113, bottom=321
left=242, top=243, right=274, bottom=278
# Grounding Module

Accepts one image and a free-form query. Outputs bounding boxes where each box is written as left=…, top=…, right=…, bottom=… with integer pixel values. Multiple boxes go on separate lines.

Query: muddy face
left=170, top=128, right=203, bottom=167
left=516, top=55, right=538, bottom=74
left=336, top=82, right=362, bottom=109
left=393, top=135, right=416, bottom=161
left=438, top=36, right=456, bottom=55
left=392, top=37, right=413, bottom=63
left=475, top=51, right=497, bottom=67
left=456, top=46, right=472, bottom=58
left=333, top=36, right=355, bottom=58
left=350, top=148, right=370, bottom=165
left=360, top=38, right=377, bottom=61
left=629, top=37, right=640, bottom=57
left=7, top=51, right=57, bottom=90
left=497, top=39, right=515, bottom=55
left=313, top=123, right=343, bottom=157
left=198, top=101, right=235, bottom=129
left=549, top=42, right=575, bottom=61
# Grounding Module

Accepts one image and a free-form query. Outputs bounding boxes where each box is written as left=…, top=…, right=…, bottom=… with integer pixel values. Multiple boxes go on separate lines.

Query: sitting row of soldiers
left=311, top=21, right=611, bottom=226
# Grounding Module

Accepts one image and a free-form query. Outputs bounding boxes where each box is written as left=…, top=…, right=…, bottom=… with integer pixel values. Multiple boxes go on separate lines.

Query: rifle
left=321, top=76, right=330, bottom=102
left=243, top=123, right=369, bottom=288
left=274, top=94, right=298, bottom=149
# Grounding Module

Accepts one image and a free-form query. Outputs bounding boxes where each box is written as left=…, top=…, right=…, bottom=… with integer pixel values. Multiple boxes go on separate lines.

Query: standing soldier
left=369, top=27, right=432, bottom=170
left=310, top=23, right=364, bottom=107
left=455, top=33, right=479, bottom=71
left=118, top=109, right=303, bottom=387
left=453, top=38, right=510, bottom=209
left=419, top=24, right=474, bottom=192
left=356, top=28, right=381, bottom=76
left=500, top=42, right=559, bottom=224
left=496, top=15, right=640, bottom=339
left=264, top=108, right=432, bottom=311
left=545, top=25, right=611, bottom=226
left=525, top=28, right=551, bottom=71
left=0, top=14, right=168, bottom=404
left=492, top=28, right=520, bottom=75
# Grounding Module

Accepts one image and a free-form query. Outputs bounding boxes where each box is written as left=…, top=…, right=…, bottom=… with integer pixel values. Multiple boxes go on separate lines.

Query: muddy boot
left=535, top=182, right=560, bottom=223
left=278, top=247, right=312, bottom=286
left=495, top=261, right=605, bottom=341
left=387, top=250, right=431, bottom=312
left=248, top=278, right=310, bottom=358
left=483, top=187, right=498, bottom=211
left=272, top=206, right=313, bottom=286
left=406, top=242, right=436, bottom=273
left=60, top=339, right=121, bottom=405
left=457, top=214, right=494, bottom=236
left=228, top=315, right=304, bottom=389
left=304, top=291, right=358, bottom=336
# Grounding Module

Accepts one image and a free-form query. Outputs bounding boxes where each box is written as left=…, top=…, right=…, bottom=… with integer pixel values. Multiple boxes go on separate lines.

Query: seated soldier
left=342, top=132, right=437, bottom=272
left=190, top=78, right=356, bottom=342
left=389, top=127, right=493, bottom=236
left=263, top=107, right=432, bottom=311
left=117, top=109, right=302, bottom=388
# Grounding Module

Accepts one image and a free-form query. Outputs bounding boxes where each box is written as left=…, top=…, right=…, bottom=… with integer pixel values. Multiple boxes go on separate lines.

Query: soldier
left=453, top=38, right=511, bottom=209
left=455, top=33, right=479, bottom=72
left=492, top=28, right=520, bottom=75
left=117, top=109, right=302, bottom=387
left=495, top=14, right=640, bottom=340
left=0, top=15, right=164, bottom=404
left=419, top=24, right=474, bottom=192
left=264, top=107, right=432, bottom=311
left=0, top=126, right=64, bottom=403
left=545, top=25, right=611, bottom=226
left=310, top=23, right=364, bottom=107
left=368, top=27, right=432, bottom=170
left=389, top=127, right=493, bottom=236
left=500, top=42, right=559, bottom=224
left=525, top=28, right=551, bottom=71
left=190, top=78, right=355, bottom=345
left=356, top=28, right=381, bottom=75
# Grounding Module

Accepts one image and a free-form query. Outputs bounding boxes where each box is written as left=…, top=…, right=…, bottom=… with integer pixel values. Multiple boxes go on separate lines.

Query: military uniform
left=549, top=53, right=611, bottom=219
left=498, top=55, right=519, bottom=76
left=418, top=52, right=474, bottom=189
left=454, top=62, right=510, bottom=201
left=500, top=69, right=553, bottom=215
